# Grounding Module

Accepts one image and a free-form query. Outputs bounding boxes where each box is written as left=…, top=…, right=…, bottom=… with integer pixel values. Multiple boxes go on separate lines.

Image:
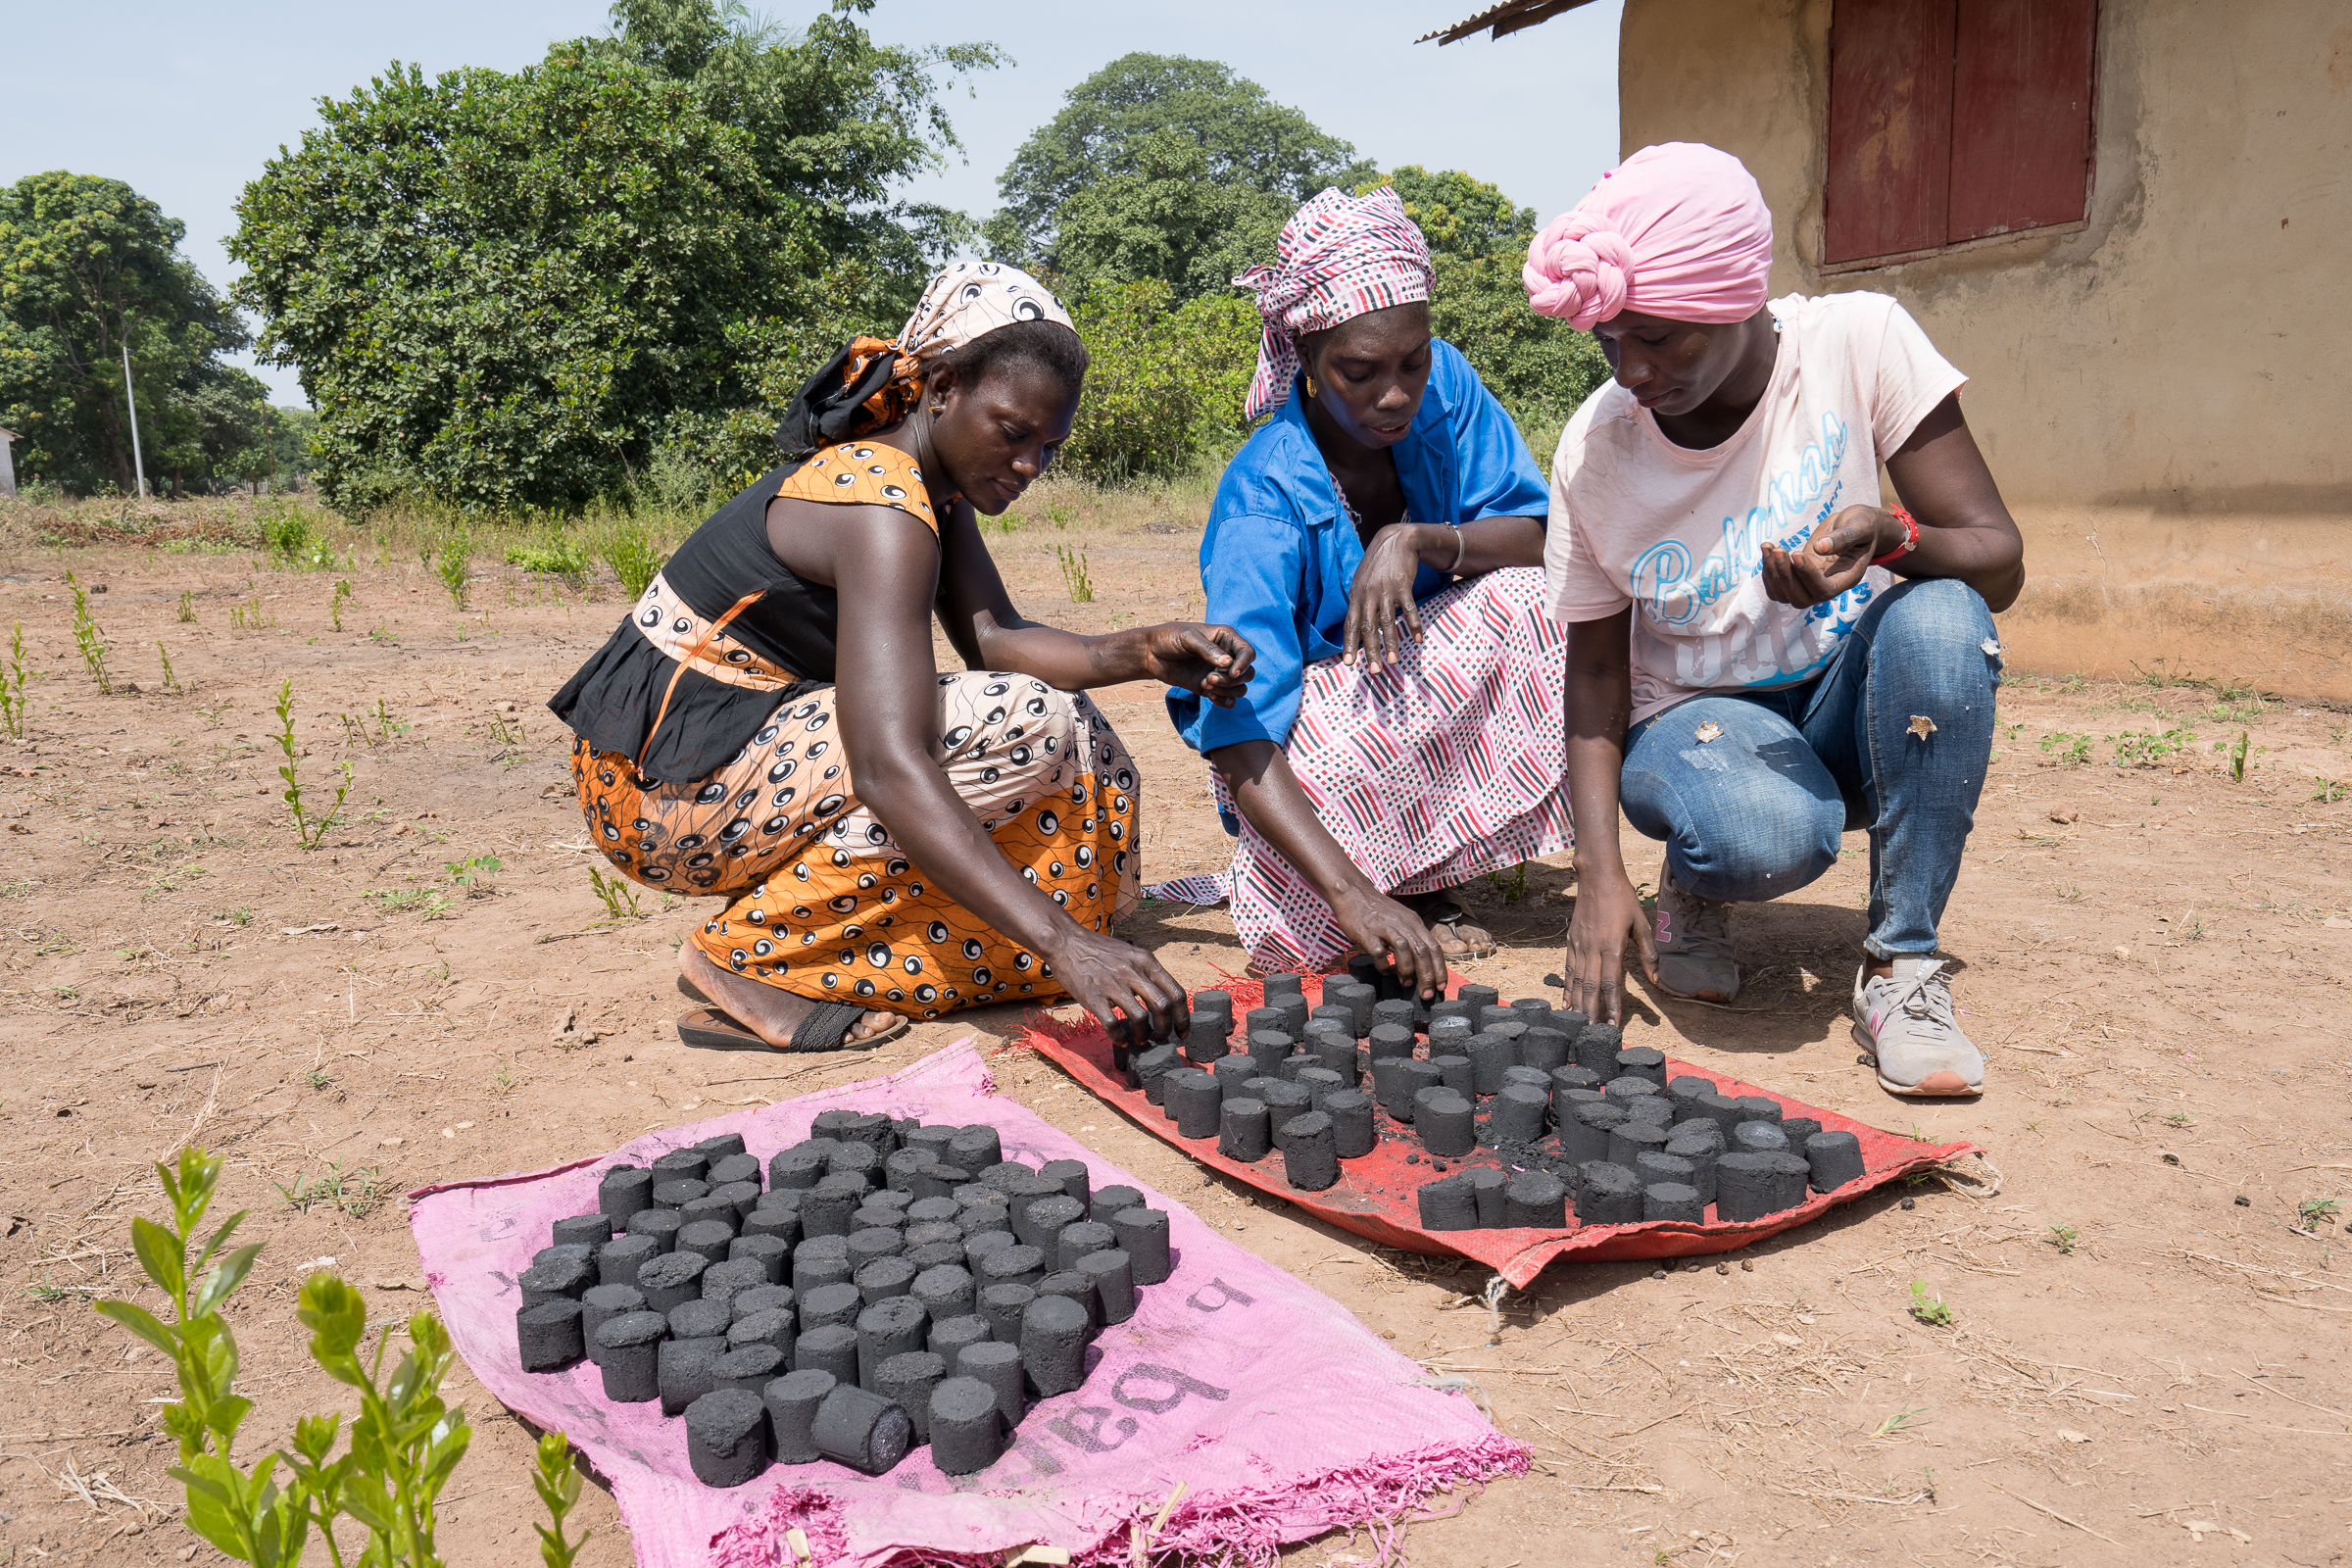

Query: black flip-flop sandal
left=674, top=1003, right=909, bottom=1054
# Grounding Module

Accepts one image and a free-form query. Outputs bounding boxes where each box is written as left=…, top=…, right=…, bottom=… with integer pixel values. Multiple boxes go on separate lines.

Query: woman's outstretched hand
left=1330, top=885, right=1449, bottom=1004
left=1562, top=867, right=1657, bottom=1026
left=1044, top=925, right=1194, bottom=1047
left=1138, top=623, right=1254, bottom=708
left=1760, top=504, right=1891, bottom=609
left=1345, top=522, right=1433, bottom=667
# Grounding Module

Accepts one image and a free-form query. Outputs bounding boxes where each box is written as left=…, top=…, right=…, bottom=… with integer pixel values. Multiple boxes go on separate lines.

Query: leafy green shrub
left=94, top=1147, right=478, bottom=1566
left=1061, top=280, right=1259, bottom=481
left=595, top=515, right=666, bottom=600
left=434, top=531, right=473, bottom=609
left=2114, top=727, right=2195, bottom=766
left=505, top=532, right=593, bottom=578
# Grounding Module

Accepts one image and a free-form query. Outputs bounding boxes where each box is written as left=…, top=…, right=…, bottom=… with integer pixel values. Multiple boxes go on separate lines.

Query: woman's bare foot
left=679, top=945, right=898, bottom=1048
left=1398, top=889, right=1496, bottom=960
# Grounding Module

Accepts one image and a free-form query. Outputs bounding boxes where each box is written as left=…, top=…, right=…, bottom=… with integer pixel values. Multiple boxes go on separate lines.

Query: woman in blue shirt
left=1160, top=187, right=1572, bottom=996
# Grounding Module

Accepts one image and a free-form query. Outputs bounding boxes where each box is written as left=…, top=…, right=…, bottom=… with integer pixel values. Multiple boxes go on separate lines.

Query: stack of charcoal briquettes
left=511, top=1110, right=1174, bottom=1485
left=1109, top=963, right=1865, bottom=1228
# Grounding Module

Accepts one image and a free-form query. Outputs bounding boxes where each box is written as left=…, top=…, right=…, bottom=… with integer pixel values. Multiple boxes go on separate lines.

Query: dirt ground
left=3, top=503, right=2349, bottom=1568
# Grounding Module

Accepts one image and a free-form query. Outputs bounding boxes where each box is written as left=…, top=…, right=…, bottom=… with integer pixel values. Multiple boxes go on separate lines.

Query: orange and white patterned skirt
left=572, top=673, right=1141, bottom=1020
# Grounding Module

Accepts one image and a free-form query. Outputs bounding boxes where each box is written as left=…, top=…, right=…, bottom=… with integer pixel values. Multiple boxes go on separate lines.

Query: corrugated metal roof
left=1418, top=0, right=1601, bottom=45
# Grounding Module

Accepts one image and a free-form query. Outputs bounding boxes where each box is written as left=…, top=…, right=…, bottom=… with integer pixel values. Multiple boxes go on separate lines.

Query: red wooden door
left=1825, top=0, right=1957, bottom=265
left=1948, top=0, right=2098, bottom=238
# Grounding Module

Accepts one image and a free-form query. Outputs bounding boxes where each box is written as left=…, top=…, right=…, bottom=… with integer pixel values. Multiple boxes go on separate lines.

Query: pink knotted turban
left=1234, top=186, right=1435, bottom=422
left=1523, top=142, right=1774, bottom=330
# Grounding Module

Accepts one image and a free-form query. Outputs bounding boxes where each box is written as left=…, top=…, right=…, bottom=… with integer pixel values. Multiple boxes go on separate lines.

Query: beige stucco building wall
left=1610, top=0, right=2352, bottom=697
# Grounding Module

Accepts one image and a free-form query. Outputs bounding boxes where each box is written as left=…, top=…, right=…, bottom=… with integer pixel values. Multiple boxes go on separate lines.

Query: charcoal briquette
left=1573, top=1022, right=1622, bottom=1077
left=1165, top=1069, right=1221, bottom=1139
left=711, top=1341, right=786, bottom=1396
left=1416, top=1175, right=1478, bottom=1231
left=1576, top=1161, right=1643, bottom=1225
left=650, top=1149, right=710, bottom=1187
left=1216, top=1098, right=1271, bottom=1162
left=793, top=1323, right=860, bottom=1386
left=1764, top=1152, right=1811, bottom=1211
left=1246, top=1029, right=1295, bottom=1076
left=741, top=1206, right=801, bottom=1251
left=928, top=1312, right=991, bottom=1361
left=1642, top=1182, right=1704, bottom=1223
left=1732, top=1120, right=1790, bottom=1154
left=1519, top=1027, right=1572, bottom=1073
left=929, top=1375, right=1004, bottom=1475
left=580, top=1283, right=646, bottom=1366
left=1089, top=1184, right=1144, bottom=1221
left=976, top=1243, right=1047, bottom=1295
left=724, top=1233, right=787, bottom=1287
left=854, top=1255, right=917, bottom=1305
left=1425, top=998, right=1473, bottom=1032
left=1803, top=1130, right=1866, bottom=1192
left=1614, top=1046, right=1667, bottom=1089
left=1713, top=1152, right=1785, bottom=1221
left=1277, top=1109, right=1340, bottom=1191
left=598, top=1166, right=655, bottom=1225
left=791, top=1234, right=853, bottom=1296
left=1509, top=997, right=1554, bottom=1023
left=1395, top=1058, right=1444, bottom=1121
left=884, top=1148, right=930, bottom=1196
left=1016, top=1194, right=1085, bottom=1253
left=519, top=1253, right=596, bottom=1308
left=1055, top=1220, right=1117, bottom=1273
left=845, top=1227, right=905, bottom=1272
left=763, top=1367, right=837, bottom=1463
left=1734, top=1096, right=1784, bottom=1129
left=911, top=1162, right=971, bottom=1201
left=1608, top=1118, right=1672, bottom=1169
left=874, top=1349, right=948, bottom=1441
left=1369, top=1055, right=1412, bottom=1118
left=674, top=1219, right=735, bottom=1267
left=980, top=1162, right=1035, bottom=1192
left=809, top=1383, right=913, bottom=1475
left=595, top=1309, right=666, bottom=1401
left=668, top=1299, right=729, bottom=1345
left=652, top=1178, right=710, bottom=1211
left=1563, top=1099, right=1627, bottom=1163
left=1212, top=1053, right=1260, bottom=1104
left=1780, top=1116, right=1822, bottom=1150
left=1325, top=980, right=1374, bottom=1037
left=1108, top=1207, right=1170, bottom=1285
left=1491, top=1082, right=1550, bottom=1143
left=958, top=1338, right=1027, bottom=1428
left=1035, top=1267, right=1098, bottom=1332
left=700, top=1257, right=770, bottom=1315
left=957, top=1198, right=1012, bottom=1237
left=659, top=1334, right=727, bottom=1415
left=1368, top=1022, right=1416, bottom=1060
left=1019, top=1292, right=1091, bottom=1396
left=1077, top=1248, right=1136, bottom=1324
left=1430, top=1054, right=1474, bottom=1097
left=516, top=1298, right=585, bottom=1371
left=634, top=1250, right=708, bottom=1315
left=911, top=1262, right=976, bottom=1320
left=767, top=1146, right=828, bottom=1192
left=1309, top=1031, right=1359, bottom=1078
left=1247, top=1076, right=1310, bottom=1129
left=1503, top=1169, right=1569, bottom=1228
left=961, top=1228, right=1016, bottom=1273
left=827, top=1145, right=882, bottom=1189
left=799, top=1183, right=861, bottom=1242
left=1625, top=1095, right=1675, bottom=1128
left=1455, top=982, right=1499, bottom=1012
left=800, top=1281, right=864, bottom=1333
left=1309, top=1004, right=1355, bottom=1043
left=947, top=1126, right=1003, bottom=1172
left=553, top=1212, right=614, bottom=1251
left=1666, top=1075, right=1714, bottom=1113
left=729, top=1306, right=796, bottom=1359
left=732, top=1283, right=794, bottom=1324
left=1466, top=1165, right=1508, bottom=1227
left=1465, top=1033, right=1517, bottom=1095
left=1297, top=1065, right=1348, bottom=1111
left=679, top=1192, right=747, bottom=1233
left=1316, top=1090, right=1371, bottom=1157
left=1412, top=1089, right=1474, bottom=1156
left=1134, top=1045, right=1182, bottom=1104
left=977, top=1282, right=1036, bottom=1345
left=693, top=1132, right=749, bottom=1159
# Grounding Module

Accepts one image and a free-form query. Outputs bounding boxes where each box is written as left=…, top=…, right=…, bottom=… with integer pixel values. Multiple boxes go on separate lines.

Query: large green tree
left=0, top=172, right=258, bottom=495
left=987, top=54, right=1369, bottom=287
left=232, top=0, right=999, bottom=514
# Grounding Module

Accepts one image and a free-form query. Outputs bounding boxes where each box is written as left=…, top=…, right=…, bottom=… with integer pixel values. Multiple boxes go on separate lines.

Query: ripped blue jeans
left=1619, top=578, right=2000, bottom=958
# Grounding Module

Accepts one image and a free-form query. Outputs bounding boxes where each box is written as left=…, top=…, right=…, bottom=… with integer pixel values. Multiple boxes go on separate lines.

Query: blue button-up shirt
left=1169, top=339, right=1550, bottom=755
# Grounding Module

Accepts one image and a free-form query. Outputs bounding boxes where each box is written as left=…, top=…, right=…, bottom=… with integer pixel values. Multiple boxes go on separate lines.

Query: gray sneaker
left=1651, top=860, right=1740, bottom=1002
left=1852, top=957, right=1984, bottom=1097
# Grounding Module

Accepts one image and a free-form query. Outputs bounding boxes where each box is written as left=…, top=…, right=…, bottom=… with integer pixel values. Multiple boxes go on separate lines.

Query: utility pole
left=121, top=344, right=148, bottom=499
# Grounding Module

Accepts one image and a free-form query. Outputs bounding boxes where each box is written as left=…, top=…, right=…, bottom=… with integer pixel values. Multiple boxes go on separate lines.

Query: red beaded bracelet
left=1870, top=507, right=1920, bottom=567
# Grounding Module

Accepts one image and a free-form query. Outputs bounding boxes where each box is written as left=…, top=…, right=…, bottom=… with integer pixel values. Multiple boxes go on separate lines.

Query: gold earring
left=1303, top=373, right=1320, bottom=399
left=930, top=403, right=944, bottom=416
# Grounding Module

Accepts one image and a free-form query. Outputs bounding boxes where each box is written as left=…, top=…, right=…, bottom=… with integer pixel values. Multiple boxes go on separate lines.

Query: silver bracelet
left=1447, top=524, right=1467, bottom=575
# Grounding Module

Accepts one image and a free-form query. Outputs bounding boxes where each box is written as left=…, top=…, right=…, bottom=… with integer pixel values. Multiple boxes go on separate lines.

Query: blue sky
left=1, top=1, right=1623, bottom=403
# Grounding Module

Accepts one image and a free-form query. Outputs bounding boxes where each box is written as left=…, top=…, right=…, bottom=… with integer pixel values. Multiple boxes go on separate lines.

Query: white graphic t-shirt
left=1544, top=291, right=1966, bottom=726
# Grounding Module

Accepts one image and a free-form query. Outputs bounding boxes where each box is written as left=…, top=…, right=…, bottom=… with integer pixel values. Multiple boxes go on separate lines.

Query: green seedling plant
left=1056, top=544, right=1094, bottom=603
left=159, top=640, right=183, bottom=695
left=2166, top=1109, right=2197, bottom=1128
left=2113, top=728, right=2195, bottom=766
left=2220, top=728, right=2253, bottom=782
left=1907, top=1280, right=1954, bottom=1327
left=274, top=679, right=353, bottom=850
left=531, top=1431, right=589, bottom=1568
left=177, top=589, right=198, bottom=622
left=435, top=532, right=473, bottom=610
left=97, top=1148, right=485, bottom=1565
left=1871, top=1405, right=1930, bottom=1438
left=589, top=865, right=643, bottom=921
left=0, top=622, right=29, bottom=739
left=366, top=887, right=454, bottom=918
left=271, top=1161, right=383, bottom=1218
left=2037, top=730, right=2091, bottom=766
left=446, top=855, right=503, bottom=895
left=2313, top=777, right=2347, bottom=805
left=303, top=1064, right=337, bottom=1092
left=66, top=570, right=113, bottom=694
left=2298, top=1197, right=2341, bottom=1228
left=331, top=579, right=355, bottom=631
left=1486, top=860, right=1530, bottom=902
left=2046, top=1222, right=2079, bottom=1254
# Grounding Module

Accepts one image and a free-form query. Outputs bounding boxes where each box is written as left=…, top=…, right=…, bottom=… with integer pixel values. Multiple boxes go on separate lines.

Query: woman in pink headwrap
left=1530, top=142, right=2025, bottom=1097
left=1155, top=186, right=1570, bottom=997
